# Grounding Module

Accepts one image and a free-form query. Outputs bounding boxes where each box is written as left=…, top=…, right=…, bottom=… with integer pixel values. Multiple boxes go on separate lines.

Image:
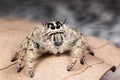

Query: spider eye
left=46, top=23, right=55, bottom=30
left=56, top=21, right=62, bottom=29
left=51, top=25, right=55, bottom=30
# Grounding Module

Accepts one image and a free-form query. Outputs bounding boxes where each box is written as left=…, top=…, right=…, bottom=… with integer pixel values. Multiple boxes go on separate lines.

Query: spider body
left=11, top=20, right=94, bottom=77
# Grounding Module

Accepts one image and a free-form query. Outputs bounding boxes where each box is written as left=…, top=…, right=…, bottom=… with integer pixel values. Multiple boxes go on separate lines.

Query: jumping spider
left=11, top=19, right=94, bottom=77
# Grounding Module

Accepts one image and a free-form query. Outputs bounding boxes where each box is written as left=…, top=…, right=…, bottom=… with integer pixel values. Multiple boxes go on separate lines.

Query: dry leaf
left=0, top=18, right=120, bottom=80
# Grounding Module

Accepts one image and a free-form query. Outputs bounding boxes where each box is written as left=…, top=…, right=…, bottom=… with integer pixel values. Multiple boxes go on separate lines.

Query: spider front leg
left=26, top=49, right=34, bottom=77
left=67, top=47, right=83, bottom=71
left=17, top=49, right=26, bottom=72
left=25, top=40, right=37, bottom=78
left=26, top=39, right=41, bottom=77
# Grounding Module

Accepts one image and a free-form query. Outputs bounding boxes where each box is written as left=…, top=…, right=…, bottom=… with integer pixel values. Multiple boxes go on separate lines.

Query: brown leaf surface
left=0, top=18, right=120, bottom=80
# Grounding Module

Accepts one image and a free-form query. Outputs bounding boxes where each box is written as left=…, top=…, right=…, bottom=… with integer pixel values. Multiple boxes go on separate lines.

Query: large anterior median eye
left=56, top=21, right=62, bottom=29
left=46, top=23, right=55, bottom=30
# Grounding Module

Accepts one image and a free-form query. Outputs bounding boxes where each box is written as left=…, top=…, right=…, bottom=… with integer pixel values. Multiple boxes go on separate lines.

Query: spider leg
left=11, top=52, right=19, bottom=62
left=17, top=49, right=26, bottom=73
left=87, top=47, right=94, bottom=56
left=11, top=40, right=28, bottom=62
left=26, top=48, right=34, bottom=78
left=67, top=48, right=82, bottom=71
left=80, top=55, right=86, bottom=65
left=67, top=57, right=77, bottom=71
left=26, top=39, right=40, bottom=78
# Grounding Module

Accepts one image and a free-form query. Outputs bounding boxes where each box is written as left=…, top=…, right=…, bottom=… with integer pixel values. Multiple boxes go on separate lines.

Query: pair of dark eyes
left=46, top=22, right=63, bottom=30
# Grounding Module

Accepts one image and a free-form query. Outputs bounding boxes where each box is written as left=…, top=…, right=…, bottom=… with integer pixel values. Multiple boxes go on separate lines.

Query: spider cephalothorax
left=11, top=20, right=94, bottom=77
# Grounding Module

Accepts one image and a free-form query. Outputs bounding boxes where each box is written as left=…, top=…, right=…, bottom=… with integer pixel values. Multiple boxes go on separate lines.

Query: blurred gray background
left=0, top=0, right=120, bottom=47
left=0, top=0, right=120, bottom=80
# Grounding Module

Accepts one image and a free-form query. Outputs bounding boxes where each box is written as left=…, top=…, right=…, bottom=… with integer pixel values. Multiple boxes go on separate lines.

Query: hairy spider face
left=45, top=21, right=66, bottom=46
